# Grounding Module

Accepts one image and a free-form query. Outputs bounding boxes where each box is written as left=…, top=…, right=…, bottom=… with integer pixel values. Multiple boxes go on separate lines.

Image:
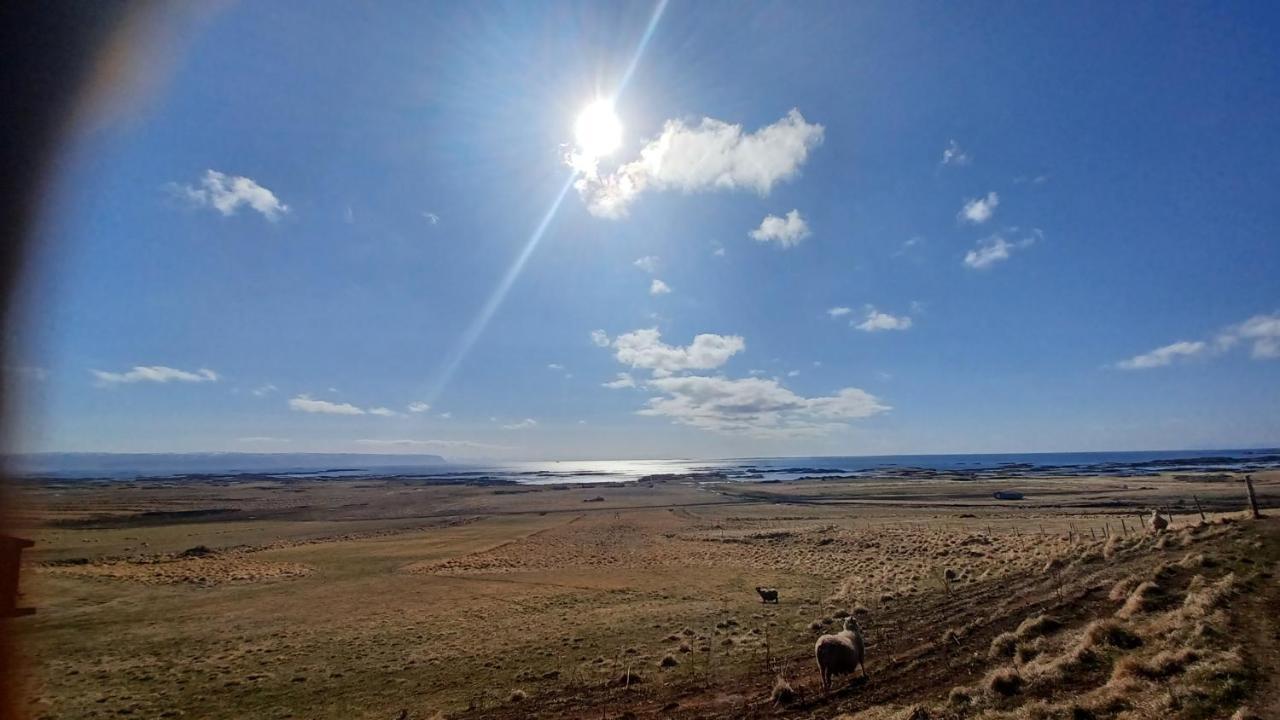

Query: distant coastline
left=8, top=448, right=1279, bottom=482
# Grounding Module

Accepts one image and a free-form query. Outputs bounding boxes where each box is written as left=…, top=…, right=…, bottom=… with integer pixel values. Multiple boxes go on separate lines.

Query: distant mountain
left=7, top=452, right=449, bottom=478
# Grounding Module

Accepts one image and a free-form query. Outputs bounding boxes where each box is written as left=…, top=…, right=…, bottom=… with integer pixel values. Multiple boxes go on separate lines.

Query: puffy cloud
left=855, top=307, right=913, bottom=332
left=368, top=407, right=399, bottom=417
left=92, top=365, right=219, bottom=386
left=941, top=140, right=971, bottom=167
left=407, top=401, right=431, bottom=413
left=827, top=306, right=852, bottom=318
left=1116, top=341, right=1207, bottom=370
left=547, top=363, right=565, bottom=371
left=502, top=418, right=538, bottom=430
left=749, top=210, right=810, bottom=248
left=423, top=212, right=440, bottom=225
left=959, top=191, right=999, bottom=224
left=590, top=329, right=611, bottom=348
left=171, top=170, right=288, bottom=221
left=633, top=256, right=659, bottom=273
left=650, top=278, right=672, bottom=295
left=639, top=375, right=888, bottom=436
left=1218, top=312, right=1280, bottom=359
left=288, top=394, right=366, bottom=415
left=964, top=229, right=1039, bottom=269
left=603, top=372, right=636, bottom=389
left=609, top=328, right=744, bottom=377
left=574, top=109, right=823, bottom=218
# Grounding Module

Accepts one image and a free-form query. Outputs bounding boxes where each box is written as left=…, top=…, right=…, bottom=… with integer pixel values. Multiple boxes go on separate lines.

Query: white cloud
left=964, top=229, right=1039, bottom=270
left=407, top=401, right=431, bottom=413
left=92, top=365, right=219, bottom=386
left=547, top=363, right=565, bottom=371
left=368, top=407, right=399, bottom=417
left=590, top=329, right=611, bottom=348
left=749, top=209, right=810, bottom=248
left=608, top=328, right=744, bottom=377
left=251, top=383, right=277, bottom=397
left=787, top=370, right=801, bottom=377
left=826, top=306, right=853, bottom=318
left=650, top=278, right=672, bottom=295
left=1117, top=312, right=1280, bottom=370
left=1117, top=341, right=1207, bottom=370
left=633, top=256, right=659, bottom=273
left=573, top=109, right=824, bottom=218
left=603, top=372, right=636, bottom=389
left=423, top=212, right=440, bottom=225
left=502, top=418, right=538, bottom=430
left=941, top=140, right=971, bottom=167
left=639, top=375, right=888, bottom=436
left=855, top=307, right=913, bottom=332
left=1218, top=312, right=1280, bottom=359
left=959, top=191, right=999, bottom=224
left=288, top=394, right=365, bottom=415
left=712, top=246, right=726, bottom=257
left=172, top=170, right=288, bottom=221
left=439, top=412, right=453, bottom=419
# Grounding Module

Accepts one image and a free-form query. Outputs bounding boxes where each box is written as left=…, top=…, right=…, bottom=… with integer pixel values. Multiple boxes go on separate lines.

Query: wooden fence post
left=1245, top=475, right=1262, bottom=519
left=1193, top=496, right=1206, bottom=522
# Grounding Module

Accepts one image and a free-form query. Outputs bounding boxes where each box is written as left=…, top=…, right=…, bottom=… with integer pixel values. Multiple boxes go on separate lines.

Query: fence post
left=1193, top=496, right=1206, bottom=522
left=1245, top=475, right=1262, bottom=519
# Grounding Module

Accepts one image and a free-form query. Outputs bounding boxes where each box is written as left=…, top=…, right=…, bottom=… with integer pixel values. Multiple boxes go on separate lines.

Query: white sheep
left=1149, top=508, right=1169, bottom=532
left=815, top=616, right=866, bottom=692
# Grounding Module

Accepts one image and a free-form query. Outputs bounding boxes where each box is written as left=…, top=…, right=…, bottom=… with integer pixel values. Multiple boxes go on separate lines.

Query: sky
left=9, top=1, right=1280, bottom=460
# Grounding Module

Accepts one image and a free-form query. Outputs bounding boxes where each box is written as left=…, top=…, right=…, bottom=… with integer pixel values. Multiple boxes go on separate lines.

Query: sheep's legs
left=860, top=660, right=868, bottom=679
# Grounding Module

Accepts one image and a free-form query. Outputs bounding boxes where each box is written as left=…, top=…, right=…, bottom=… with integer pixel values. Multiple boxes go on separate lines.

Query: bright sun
left=574, top=99, right=622, bottom=159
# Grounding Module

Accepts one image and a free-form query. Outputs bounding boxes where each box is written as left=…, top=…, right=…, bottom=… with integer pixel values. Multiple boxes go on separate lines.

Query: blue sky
left=12, top=1, right=1280, bottom=459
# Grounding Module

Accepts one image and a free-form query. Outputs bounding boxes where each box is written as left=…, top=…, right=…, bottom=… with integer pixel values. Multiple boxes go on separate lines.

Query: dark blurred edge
left=0, top=3, right=132, bottom=719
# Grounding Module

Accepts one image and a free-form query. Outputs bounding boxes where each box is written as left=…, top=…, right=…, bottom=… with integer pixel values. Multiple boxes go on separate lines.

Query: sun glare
left=574, top=99, right=622, bottom=159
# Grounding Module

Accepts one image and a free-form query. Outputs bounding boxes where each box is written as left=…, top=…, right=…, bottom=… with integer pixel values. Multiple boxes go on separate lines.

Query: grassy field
left=11, top=470, right=1279, bottom=719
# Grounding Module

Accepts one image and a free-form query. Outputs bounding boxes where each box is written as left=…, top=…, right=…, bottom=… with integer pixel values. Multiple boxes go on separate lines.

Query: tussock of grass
left=1111, top=648, right=1199, bottom=680
left=1116, top=581, right=1163, bottom=618
left=947, top=686, right=973, bottom=707
left=985, top=666, right=1024, bottom=696
left=1015, top=613, right=1063, bottom=640
left=990, top=632, right=1018, bottom=659
left=1083, top=620, right=1143, bottom=650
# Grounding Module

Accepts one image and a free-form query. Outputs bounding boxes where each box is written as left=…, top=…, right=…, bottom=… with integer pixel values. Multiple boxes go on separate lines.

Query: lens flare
left=574, top=99, right=622, bottom=158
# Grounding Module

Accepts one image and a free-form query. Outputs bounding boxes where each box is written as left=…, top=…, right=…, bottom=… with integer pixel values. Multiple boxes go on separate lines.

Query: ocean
left=12, top=448, right=1280, bottom=482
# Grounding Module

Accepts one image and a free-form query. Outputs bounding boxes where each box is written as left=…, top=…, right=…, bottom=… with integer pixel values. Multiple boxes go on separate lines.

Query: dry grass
left=16, top=471, right=1279, bottom=720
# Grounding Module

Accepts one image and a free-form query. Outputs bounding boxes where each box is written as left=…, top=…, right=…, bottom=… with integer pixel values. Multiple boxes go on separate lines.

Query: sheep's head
left=843, top=616, right=862, bottom=633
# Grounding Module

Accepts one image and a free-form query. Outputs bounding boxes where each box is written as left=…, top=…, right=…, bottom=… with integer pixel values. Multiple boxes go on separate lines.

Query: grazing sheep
left=755, top=586, right=780, bottom=603
left=815, top=616, right=866, bottom=692
left=1149, top=509, right=1169, bottom=532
